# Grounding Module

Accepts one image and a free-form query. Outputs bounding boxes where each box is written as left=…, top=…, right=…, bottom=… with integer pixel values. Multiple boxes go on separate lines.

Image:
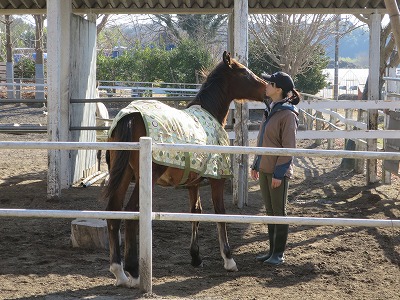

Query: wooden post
left=306, top=109, right=313, bottom=130
left=343, top=108, right=352, bottom=152
left=366, top=13, right=381, bottom=184
left=382, top=107, right=391, bottom=184
left=315, top=111, right=323, bottom=146
left=355, top=109, right=366, bottom=173
left=139, top=137, right=153, bottom=293
left=232, top=0, right=249, bottom=208
left=382, top=67, right=399, bottom=183
left=327, top=108, right=338, bottom=149
left=47, top=0, right=71, bottom=198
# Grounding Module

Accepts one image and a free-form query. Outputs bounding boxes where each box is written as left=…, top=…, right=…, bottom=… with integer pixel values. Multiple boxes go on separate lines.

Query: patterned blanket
left=109, top=100, right=232, bottom=180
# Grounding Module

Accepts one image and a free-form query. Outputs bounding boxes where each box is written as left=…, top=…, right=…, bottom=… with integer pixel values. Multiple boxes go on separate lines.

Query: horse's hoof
left=224, top=258, right=238, bottom=272
left=124, top=274, right=140, bottom=289
left=110, top=263, right=140, bottom=288
left=192, top=262, right=204, bottom=268
left=191, top=257, right=203, bottom=268
left=115, top=274, right=140, bottom=288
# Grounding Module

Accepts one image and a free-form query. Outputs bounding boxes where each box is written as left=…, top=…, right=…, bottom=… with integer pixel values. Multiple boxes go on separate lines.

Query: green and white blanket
left=109, top=100, right=232, bottom=179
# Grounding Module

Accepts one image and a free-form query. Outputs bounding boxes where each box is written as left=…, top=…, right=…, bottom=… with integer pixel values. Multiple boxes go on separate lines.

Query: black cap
left=261, top=71, right=294, bottom=92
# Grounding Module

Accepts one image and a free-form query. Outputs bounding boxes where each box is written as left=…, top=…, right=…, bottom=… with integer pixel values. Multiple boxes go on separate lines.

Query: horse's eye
left=242, top=68, right=254, bottom=79
left=238, top=67, right=249, bottom=75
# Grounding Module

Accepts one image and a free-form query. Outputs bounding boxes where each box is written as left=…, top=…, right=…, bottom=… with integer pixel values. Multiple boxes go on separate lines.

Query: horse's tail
left=105, top=114, right=133, bottom=198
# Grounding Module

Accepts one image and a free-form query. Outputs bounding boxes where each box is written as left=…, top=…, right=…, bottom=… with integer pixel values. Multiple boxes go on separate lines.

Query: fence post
left=354, top=109, right=366, bottom=173
left=15, top=78, right=21, bottom=100
left=327, top=108, right=337, bottom=149
left=315, top=111, right=323, bottom=145
left=306, top=109, right=313, bottom=130
left=366, top=12, right=381, bottom=183
left=382, top=110, right=391, bottom=184
left=139, top=137, right=153, bottom=293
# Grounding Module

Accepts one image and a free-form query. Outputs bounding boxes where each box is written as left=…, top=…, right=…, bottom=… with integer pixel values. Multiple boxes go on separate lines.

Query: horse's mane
left=187, top=61, right=232, bottom=126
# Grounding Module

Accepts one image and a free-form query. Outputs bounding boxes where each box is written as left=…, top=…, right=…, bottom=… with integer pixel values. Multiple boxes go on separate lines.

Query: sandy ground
left=0, top=103, right=399, bottom=300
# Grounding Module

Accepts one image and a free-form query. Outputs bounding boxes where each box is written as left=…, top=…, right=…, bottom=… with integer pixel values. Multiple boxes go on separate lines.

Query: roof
left=0, top=0, right=396, bottom=15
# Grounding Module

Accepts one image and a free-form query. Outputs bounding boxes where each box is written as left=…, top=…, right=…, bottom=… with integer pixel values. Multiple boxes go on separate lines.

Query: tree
left=4, top=16, right=12, bottom=64
left=96, top=14, right=110, bottom=35
left=96, top=40, right=214, bottom=84
left=34, top=15, right=46, bottom=100
left=295, top=47, right=330, bottom=95
left=384, top=0, right=400, bottom=54
left=4, top=15, right=14, bottom=98
left=249, top=14, right=343, bottom=78
left=14, top=56, right=34, bottom=78
left=249, top=40, right=328, bottom=95
left=168, top=39, right=215, bottom=83
left=150, top=14, right=227, bottom=45
left=96, top=14, right=174, bottom=54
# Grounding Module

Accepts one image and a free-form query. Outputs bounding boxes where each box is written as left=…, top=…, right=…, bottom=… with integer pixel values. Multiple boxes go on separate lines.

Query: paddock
left=1, top=103, right=399, bottom=299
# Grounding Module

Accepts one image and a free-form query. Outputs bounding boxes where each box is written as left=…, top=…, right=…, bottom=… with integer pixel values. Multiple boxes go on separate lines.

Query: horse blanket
left=109, top=100, right=232, bottom=179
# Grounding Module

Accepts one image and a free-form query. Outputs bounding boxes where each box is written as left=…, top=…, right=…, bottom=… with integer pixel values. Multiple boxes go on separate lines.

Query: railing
left=98, top=80, right=201, bottom=98
left=1, top=138, right=400, bottom=293
left=2, top=97, right=400, bottom=142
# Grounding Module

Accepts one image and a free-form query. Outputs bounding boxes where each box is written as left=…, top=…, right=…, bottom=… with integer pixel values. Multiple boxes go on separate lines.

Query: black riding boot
left=256, top=224, right=275, bottom=262
left=264, top=224, right=289, bottom=265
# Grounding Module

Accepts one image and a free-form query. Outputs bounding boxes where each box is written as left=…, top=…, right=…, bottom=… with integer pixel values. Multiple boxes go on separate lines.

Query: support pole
left=367, top=12, right=381, bottom=183
left=232, top=0, right=249, bottom=208
left=47, top=0, right=72, bottom=198
left=139, top=137, right=153, bottom=293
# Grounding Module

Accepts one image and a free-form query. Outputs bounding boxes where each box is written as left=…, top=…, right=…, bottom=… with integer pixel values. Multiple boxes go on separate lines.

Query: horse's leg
left=97, top=150, right=101, bottom=171
left=209, top=178, right=238, bottom=271
left=122, top=178, right=140, bottom=287
left=106, top=145, right=137, bottom=287
left=106, top=163, right=137, bottom=287
left=123, top=163, right=167, bottom=287
left=188, top=185, right=203, bottom=267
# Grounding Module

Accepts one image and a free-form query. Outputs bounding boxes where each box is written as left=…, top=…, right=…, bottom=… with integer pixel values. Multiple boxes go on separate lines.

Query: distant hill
left=325, top=25, right=369, bottom=67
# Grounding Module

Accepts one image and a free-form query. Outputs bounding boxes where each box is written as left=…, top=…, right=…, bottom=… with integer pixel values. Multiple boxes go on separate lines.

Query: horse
left=104, top=51, right=267, bottom=288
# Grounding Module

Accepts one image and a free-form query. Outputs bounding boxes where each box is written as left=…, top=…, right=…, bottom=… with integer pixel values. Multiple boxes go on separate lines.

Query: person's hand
left=271, top=178, right=282, bottom=189
left=250, top=169, right=259, bottom=181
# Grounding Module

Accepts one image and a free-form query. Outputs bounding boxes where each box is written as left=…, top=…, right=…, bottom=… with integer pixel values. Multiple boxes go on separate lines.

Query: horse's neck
left=193, top=96, right=230, bottom=126
left=192, top=84, right=231, bottom=125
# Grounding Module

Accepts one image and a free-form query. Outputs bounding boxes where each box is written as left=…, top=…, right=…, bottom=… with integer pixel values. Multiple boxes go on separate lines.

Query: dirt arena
left=0, top=103, right=399, bottom=300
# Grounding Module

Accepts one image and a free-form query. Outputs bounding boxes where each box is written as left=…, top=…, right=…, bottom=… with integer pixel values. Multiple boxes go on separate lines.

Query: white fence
left=227, top=98, right=400, bottom=140
left=1, top=138, right=400, bottom=293
left=98, top=80, right=201, bottom=98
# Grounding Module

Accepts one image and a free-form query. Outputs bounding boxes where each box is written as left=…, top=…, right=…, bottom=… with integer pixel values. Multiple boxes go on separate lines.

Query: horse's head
left=189, top=52, right=266, bottom=125
left=222, top=51, right=266, bottom=102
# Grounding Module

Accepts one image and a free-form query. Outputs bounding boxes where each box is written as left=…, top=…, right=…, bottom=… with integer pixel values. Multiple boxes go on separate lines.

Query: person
left=251, top=71, right=301, bottom=265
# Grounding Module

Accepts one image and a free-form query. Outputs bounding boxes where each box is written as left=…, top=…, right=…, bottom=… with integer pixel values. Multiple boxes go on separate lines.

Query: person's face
left=265, top=81, right=282, bottom=100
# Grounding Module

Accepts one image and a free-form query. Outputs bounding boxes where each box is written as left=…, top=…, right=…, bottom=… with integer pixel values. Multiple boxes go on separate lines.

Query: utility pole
left=333, top=15, right=340, bottom=100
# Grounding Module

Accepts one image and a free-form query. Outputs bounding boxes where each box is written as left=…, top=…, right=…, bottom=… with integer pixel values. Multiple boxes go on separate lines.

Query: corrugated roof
left=0, top=0, right=395, bottom=14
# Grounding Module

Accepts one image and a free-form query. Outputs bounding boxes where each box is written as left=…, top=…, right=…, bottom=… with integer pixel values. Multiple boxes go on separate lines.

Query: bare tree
left=97, top=14, right=109, bottom=35
left=4, top=15, right=14, bottom=98
left=34, top=15, right=45, bottom=100
left=4, top=16, right=12, bottom=63
left=96, top=15, right=159, bottom=52
left=149, top=14, right=227, bottom=45
left=384, top=0, right=400, bottom=54
left=249, top=14, right=350, bottom=77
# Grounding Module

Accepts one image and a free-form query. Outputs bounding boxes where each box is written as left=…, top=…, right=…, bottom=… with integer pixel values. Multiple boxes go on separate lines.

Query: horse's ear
left=223, top=51, right=232, bottom=67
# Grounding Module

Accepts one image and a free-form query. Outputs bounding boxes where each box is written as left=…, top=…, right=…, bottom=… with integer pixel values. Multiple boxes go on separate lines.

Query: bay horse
left=104, top=51, right=267, bottom=288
